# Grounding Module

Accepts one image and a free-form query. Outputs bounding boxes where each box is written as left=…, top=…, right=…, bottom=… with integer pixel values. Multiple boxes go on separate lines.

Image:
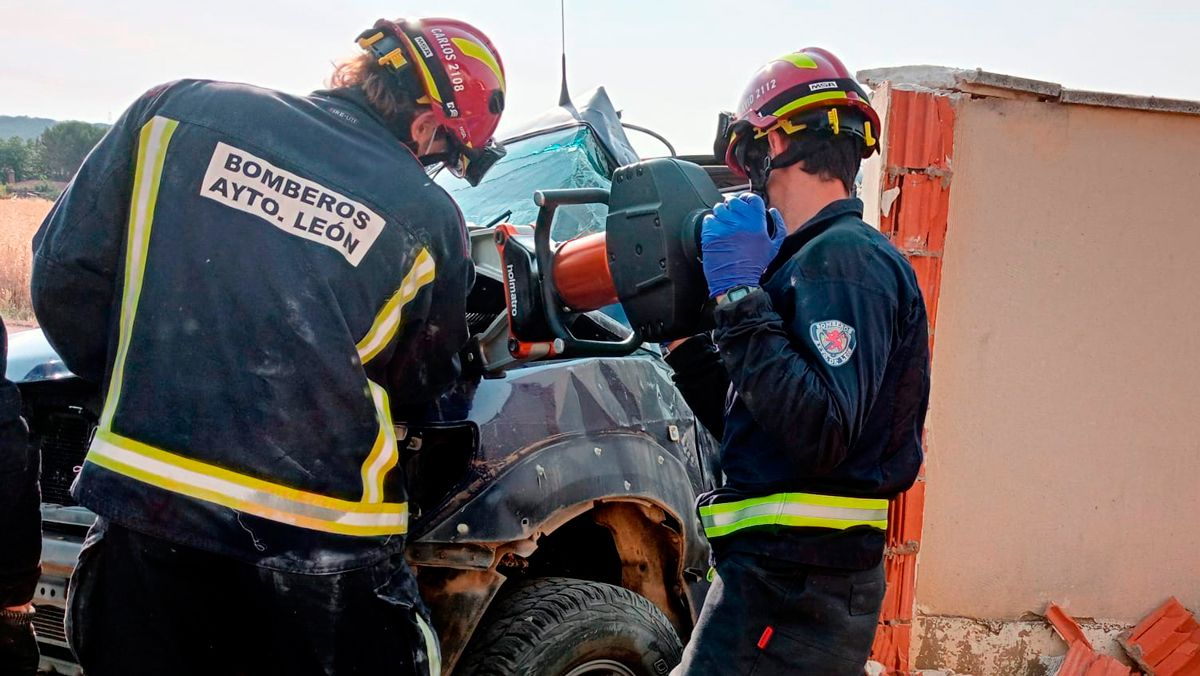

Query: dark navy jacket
left=31, top=80, right=473, bottom=573
left=0, top=317, right=40, bottom=607
left=667, top=198, right=929, bottom=569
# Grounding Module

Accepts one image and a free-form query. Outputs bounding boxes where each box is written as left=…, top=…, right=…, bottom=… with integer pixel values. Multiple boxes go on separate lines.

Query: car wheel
left=454, top=577, right=682, bottom=676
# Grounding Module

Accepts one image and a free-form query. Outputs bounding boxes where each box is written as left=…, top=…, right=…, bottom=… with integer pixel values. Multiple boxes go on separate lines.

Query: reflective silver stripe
left=356, top=249, right=436, bottom=363
left=100, top=115, right=178, bottom=431
left=360, top=382, right=399, bottom=503
left=414, top=613, right=441, bottom=676
left=87, top=434, right=408, bottom=536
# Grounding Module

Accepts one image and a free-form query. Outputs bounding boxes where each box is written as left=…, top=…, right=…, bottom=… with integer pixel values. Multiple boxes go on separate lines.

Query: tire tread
left=455, top=577, right=681, bottom=675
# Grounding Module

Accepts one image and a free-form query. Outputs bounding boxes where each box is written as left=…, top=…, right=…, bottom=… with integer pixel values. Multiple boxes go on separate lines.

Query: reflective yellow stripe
left=701, top=492, right=888, bottom=513
left=100, top=115, right=178, bottom=431
left=87, top=116, right=410, bottom=538
left=400, top=34, right=443, bottom=104
left=699, top=492, right=888, bottom=539
left=452, top=37, right=505, bottom=93
left=414, top=614, right=441, bottom=676
left=771, top=90, right=852, bottom=119
left=355, top=248, right=436, bottom=363
left=360, top=382, right=400, bottom=503
left=86, top=431, right=408, bottom=537
left=776, top=52, right=819, bottom=70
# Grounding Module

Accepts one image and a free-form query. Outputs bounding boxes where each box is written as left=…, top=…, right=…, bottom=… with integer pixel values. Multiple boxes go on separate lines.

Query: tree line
left=0, top=121, right=107, bottom=184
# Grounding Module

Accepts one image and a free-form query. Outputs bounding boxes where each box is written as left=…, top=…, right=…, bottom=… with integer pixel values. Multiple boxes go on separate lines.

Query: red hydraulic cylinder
left=551, top=232, right=619, bottom=311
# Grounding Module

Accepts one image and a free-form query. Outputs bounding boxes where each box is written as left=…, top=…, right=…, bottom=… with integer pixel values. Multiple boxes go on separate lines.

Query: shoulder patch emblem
left=810, top=320, right=856, bottom=367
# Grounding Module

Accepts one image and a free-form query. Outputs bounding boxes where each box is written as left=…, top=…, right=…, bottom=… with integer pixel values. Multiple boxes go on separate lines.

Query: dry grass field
left=0, top=196, right=50, bottom=327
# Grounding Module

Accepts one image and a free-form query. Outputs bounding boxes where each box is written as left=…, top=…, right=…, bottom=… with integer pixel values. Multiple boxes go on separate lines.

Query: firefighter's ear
left=410, top=112, right=444, bottom=154
left=767, top=128, right=790, bottom=159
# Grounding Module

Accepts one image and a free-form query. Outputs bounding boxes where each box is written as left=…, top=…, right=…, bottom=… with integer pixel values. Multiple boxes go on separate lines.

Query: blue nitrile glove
left=700, top=193, right=787, bottom=298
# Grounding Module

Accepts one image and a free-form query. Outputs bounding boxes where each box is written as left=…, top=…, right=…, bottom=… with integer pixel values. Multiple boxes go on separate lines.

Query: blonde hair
left=328, top=53, right=418, bottom=129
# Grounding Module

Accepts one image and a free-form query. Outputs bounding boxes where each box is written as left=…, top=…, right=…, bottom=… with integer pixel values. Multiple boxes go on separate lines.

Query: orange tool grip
left=552, top=232, right=618, bottom=311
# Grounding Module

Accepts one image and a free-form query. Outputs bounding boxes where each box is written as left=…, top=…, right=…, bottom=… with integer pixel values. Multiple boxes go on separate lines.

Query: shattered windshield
left=436, top=126, right=616, bottom=241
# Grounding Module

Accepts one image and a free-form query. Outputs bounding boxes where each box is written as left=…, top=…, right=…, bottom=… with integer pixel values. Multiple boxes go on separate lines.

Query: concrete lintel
left=960, top=70, right=1062, bottom=98
left=858, top=66, right=1200, bottom=117
left=858, top=66, right=975, bottom=91
left=1058, top=89, right=1200, bottom=116
left=857, top=66, right=1061, bottom=99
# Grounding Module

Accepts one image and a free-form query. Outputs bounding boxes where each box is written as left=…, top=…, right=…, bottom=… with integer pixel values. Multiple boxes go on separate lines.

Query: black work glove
left=0, top=607, right=40, bottom=676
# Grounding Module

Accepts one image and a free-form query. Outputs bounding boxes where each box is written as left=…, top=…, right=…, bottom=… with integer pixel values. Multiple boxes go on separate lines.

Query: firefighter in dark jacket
left=30, top=17, right=505, bottom=675
left=668, top=48, right=930, bottom=675
left=0, top=316, right=41, bottom=676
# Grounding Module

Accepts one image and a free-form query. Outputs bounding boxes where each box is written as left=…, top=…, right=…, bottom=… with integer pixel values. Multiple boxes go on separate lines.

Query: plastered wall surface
left=918, top=96, right=1200, bottom=621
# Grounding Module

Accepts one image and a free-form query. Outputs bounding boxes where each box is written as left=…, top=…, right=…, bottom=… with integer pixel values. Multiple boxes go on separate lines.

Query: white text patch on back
left=200, top=142, right=384, bottom=266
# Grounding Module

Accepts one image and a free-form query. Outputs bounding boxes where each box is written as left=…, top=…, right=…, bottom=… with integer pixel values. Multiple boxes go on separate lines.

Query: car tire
left=454, top=577, right=683, bottom=676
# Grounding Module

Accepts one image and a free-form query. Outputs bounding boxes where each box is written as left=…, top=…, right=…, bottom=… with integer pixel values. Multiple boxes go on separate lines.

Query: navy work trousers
left=66, top=518, right=438, bottom=676
left=673, top=552, right=885, bottom=675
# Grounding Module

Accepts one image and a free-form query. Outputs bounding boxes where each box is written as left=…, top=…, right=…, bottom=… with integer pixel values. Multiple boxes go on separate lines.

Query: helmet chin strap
left=748, top=140, right=814, bottom=207
left=419, top=128, right=438, bottom=158
left=415, top=127, right=452, bottom=169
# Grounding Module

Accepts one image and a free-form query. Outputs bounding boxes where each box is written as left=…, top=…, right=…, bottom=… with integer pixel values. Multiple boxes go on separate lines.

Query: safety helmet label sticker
left=810, top=320, right=857, bottom=367
left=200, top=142, right=384, bottom=266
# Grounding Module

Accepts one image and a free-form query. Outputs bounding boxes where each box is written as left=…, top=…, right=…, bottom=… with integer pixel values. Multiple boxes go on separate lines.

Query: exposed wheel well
left=501, top=501, right=693, bottom=639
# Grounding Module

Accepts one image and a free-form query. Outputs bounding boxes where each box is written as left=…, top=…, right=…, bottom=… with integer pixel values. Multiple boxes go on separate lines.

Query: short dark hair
left=781, top=129, right=862, bottom=194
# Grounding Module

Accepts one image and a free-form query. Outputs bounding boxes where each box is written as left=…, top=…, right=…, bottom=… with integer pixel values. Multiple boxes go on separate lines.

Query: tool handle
left=533, top=189, right=643, bottom=357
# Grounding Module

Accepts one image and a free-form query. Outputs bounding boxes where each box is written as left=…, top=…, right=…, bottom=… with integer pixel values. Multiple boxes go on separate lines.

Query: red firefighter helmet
left=716, top=47, right=881, bottom=181
left=357, top=18, right=506, bottom=184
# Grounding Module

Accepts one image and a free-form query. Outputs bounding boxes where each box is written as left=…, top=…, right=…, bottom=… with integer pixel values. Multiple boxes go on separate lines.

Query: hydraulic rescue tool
left=493, top=158, right=728, bottom=362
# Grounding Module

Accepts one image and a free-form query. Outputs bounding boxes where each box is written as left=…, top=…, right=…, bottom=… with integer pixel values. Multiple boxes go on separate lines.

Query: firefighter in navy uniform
left=30, top=17, right=506, bottom=676
left=667, top=49, right=930, bottom=675
left=0, top=316, right=41, bottom=676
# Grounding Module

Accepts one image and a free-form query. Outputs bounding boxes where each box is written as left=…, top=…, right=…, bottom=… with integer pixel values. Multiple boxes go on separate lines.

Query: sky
left=3, top=0, right=1199, bottom=156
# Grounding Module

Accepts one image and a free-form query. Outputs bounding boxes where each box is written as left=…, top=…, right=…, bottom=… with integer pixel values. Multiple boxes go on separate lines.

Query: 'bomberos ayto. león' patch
left=200, top=142, right=384, bottom=266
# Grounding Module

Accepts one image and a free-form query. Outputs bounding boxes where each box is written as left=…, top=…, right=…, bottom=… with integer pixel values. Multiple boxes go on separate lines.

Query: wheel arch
left=412, top=432, right=710, bottom=673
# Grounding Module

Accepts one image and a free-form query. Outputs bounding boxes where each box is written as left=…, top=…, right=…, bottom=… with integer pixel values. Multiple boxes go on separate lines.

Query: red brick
left=1085, top=655, right=1134, bottom=676
left=891, top=623, right=912, bottom=672
left=869, top=622, right=913, bottom=673
left=1055, top=640, right=1134, bottom=676
left=907, top=255, right=943, bottom=326
left=879, top=557, right=903, bottom=620
left=871, top=81, right=958, bottom=675
left=880, top=552, right=917, bottom=623
left=1060, top=642, right=1095, bottom=675
left=1120, top=597, right=1200, bottom=675
left=869, top=621, right=898, bottom=668
left=899, top=480, right=926, bottom=543
left=885, top=89, right=955, bottom=171
left=1155, top=646, right=1200, bottom=676
left=1047, top=602, right=1094, bottom=650
left=878, top=173, right=902, bottom=238
left=893, top=173, right=950, bottom=255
